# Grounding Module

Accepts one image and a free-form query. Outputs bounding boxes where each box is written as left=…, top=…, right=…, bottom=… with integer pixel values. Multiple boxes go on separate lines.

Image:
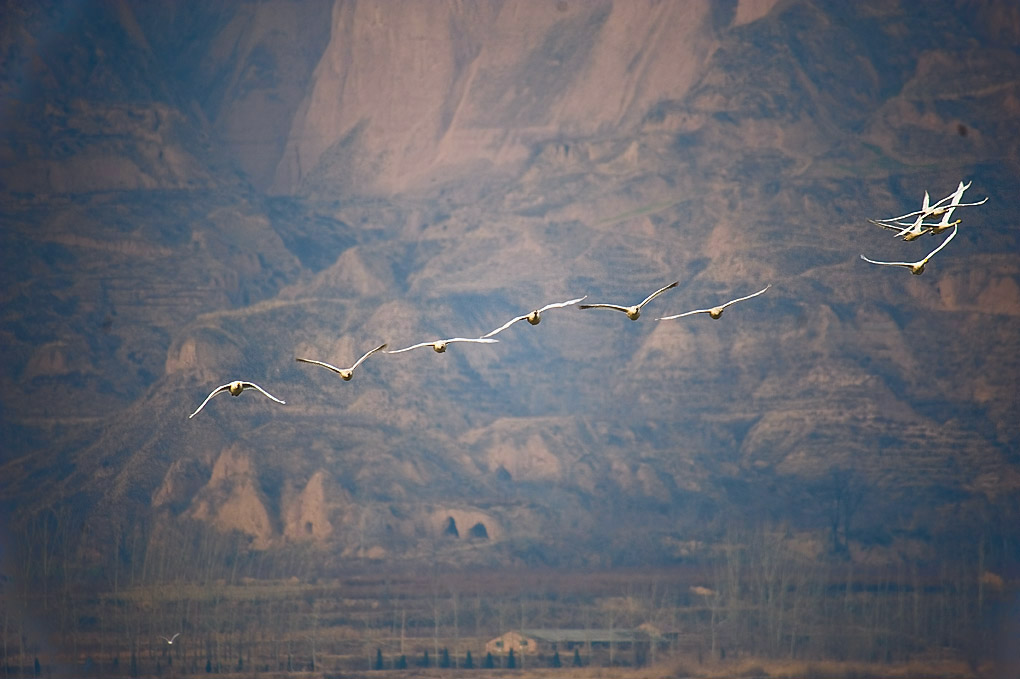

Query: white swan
left=482, top=296, right=587, bottom=338
left=871, top=181, right=987, bottom=240
left=296, top=343, right=387, bottom=381
left=657, top=285, right=771, bottom=320
left=578, top=281, right=679, bottom=320
left=387, top=337, right=499, bottom=354
left=189, top=381, right=286, bottom=419
left=860, top=224, right=958, bottom=275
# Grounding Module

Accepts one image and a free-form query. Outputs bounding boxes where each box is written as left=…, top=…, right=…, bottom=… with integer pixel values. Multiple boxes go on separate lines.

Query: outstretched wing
left=188, top=383, right=231, bottom=419
left=387, top=341, right=437, bottom=354
left=656, top=308, right=711, bottom=321
left=860, top=254, right=911, bottom=268
left=536, top=295, right=587, bottom=313
left=350, top=343, right=388, bottom=370
left=445, top=337, right=499, bottom=345
left=922, top=223, right=958, bottom=260
left=578, top=303, right=631, bottom=313
left=482, top=314, right=528, bottom=338
left=241, top=382, right=286, bottom=405
left=892, top=212, right=933, bottom=240
left=637, top=281, right=680, bottom=308
left=719, top=284, right=771, bottom=309
left=295, top=357, right=343, bottom=374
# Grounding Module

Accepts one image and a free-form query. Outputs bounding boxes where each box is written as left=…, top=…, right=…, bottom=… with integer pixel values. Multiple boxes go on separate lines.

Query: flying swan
left=188, top=381, right=286, bottom=419
left=482, top=296, right=587, bottom=338
left=296, top=343, right=388, bottom=380
left=860, top=224, right=958, bottom=275
left=578, top=281, right=679, bottom=320
left=871, top=181, right=987, bottom=241
left=657, top=284, right=771, bottom=320
left=387, top=337, right=499, bottom=354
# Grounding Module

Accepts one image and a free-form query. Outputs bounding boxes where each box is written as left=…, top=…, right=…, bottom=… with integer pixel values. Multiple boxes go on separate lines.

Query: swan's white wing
left=387, top=341, right=437, bottom=354
left=349, top=343, right=388, bottom=370
left=188, top=383, right=232, bottom=419
left=295, top=357, right=343, bottom=374
left=482, top=315, right=528, bottom=338
left=719, top=284, right=771, bottom=309
left=171, top=633, right=181, bottom=643
left=578, top=303, right=632, bottom=313
left=536, top=295, right=587, bottom=313
left=869, top=218, right=944, bottom=230
left=445, top=337, right=499, bottom=345
left=656, top=308, right=711, bottom=320
left=923, top=223, right=958, bottom=260
left=892, top=212, right=930, bottom=239
left=241, top=381, right=286, bottom=405
left=877, top=188, right=956, bottom=222
left=637, top=281, right=680, bottom=308
left=860, top=254, right=912, bottom=267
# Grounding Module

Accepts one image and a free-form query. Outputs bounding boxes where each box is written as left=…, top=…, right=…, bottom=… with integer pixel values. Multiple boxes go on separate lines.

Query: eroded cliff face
left=271, top=0, right=718, bottom=196
left=2, top=0, right=1019, bottom=569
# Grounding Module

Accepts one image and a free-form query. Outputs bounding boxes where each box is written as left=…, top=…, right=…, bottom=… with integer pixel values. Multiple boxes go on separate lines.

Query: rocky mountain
left=2, top=0, right=1019, bottom=575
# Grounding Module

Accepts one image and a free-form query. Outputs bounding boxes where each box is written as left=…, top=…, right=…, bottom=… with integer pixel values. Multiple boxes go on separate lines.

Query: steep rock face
left=282, top=470, right=334, bottom=541
left=272, top=0, right=717, bottom=196
left=188, top=444, right=276, bottom=549
left=2, top=0, right=1019, bottom=571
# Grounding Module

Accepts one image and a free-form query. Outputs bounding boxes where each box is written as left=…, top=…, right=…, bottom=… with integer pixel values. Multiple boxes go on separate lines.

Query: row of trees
left=2, top=484, right=1017, bottom=676
left=370, top=647, right=582, bottom=670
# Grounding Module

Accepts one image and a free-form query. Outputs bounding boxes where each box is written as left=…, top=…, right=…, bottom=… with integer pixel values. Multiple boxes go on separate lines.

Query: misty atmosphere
left=1, top=1, right=1019, bottom=678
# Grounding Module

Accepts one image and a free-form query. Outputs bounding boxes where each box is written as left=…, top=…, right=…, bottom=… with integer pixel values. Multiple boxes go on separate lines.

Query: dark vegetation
left=1, top=508, right=1015, bottom=678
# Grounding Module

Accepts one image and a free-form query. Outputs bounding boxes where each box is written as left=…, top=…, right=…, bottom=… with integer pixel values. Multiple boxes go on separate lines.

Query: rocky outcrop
left=2, top=0, right=1019, bottom=572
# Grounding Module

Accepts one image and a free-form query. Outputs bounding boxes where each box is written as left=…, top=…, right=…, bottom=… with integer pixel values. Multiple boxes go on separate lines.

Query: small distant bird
left=657, top=284, right=771, bottom=320
left=188, top=381, right=286, bottom=419
left=860, top=224, right=958, bottom=275
left=160, top=633, right=181, bottom=645
left=578, top=281, right=679, bottom=320
left=387, top=337, right=499, bottom=354
left=482, top=296, right=587, bottom=338
left=296, top=343, right=387, bottom=381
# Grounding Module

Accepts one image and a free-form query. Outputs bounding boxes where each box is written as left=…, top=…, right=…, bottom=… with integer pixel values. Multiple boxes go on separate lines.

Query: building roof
left=518, top=628, right=650, bottom=643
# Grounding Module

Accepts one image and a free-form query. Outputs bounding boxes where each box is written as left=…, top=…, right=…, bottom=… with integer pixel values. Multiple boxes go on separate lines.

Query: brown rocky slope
left=1, top=0, right=1019, bottom=574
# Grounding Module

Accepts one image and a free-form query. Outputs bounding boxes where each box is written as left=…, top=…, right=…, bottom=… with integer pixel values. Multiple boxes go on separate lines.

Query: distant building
left=485, top=627, right=666, bottom=656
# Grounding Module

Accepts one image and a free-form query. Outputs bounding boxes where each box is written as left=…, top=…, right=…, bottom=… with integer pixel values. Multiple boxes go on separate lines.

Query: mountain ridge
left=1, top=0, right=1019, bottom=574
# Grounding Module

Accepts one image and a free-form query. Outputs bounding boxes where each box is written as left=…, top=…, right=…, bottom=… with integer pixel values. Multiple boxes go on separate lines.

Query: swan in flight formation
left=860, top=224, right=958, bottom=275
left=870, top=181, right=987, bottom=240
left=482, top=296, right=587, bottom=338
left=188, top=381, right=286, bottom=418
left=296, top=343, right=388, bottom=380
left=578, top=281, right=679, bottom=320
left=657, top=285, right=771, bottom=320
left=387, top=337, right=499, bottom=354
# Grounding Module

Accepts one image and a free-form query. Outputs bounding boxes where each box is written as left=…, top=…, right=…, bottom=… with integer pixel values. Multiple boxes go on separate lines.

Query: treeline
left=1, top=506, right=1015, bottom=676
